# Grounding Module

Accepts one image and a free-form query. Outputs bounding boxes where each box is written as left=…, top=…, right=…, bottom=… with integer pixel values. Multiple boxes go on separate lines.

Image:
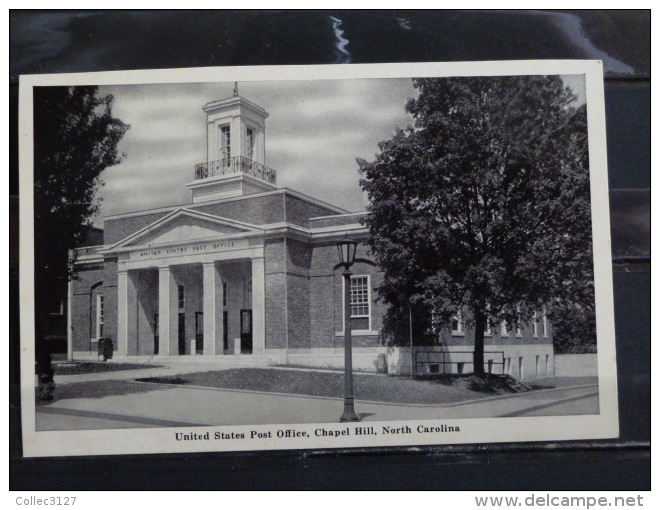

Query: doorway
left=153, top=314, right=159, bottom=355
left=195, top=312, right=204, bottom=354
left=223, top=311, right=229, bottom=352
left=240, top=309, right=252, bottom=354
left=178, top=313, right=186, bottom=355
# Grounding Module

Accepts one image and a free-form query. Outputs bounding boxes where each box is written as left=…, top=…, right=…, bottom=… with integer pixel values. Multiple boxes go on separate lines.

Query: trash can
left=98, top=337, right=113, bottom=361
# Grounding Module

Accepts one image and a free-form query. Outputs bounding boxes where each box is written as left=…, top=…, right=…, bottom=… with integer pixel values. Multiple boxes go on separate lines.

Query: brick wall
left=104, top=212, right=170, bottom=245
left=265, top=239, right=286, bottom=349
left=195, top=194, right=285, bottom=225
left=285, top=194, right=344, bottom=228
left=103, top=194, right=287, bottom=245
left=70, top=265, right=105, bottom=353
left=309, top=212, right=367, bottom=229
left=309, top=241, right=383, bottom=350
left=285, top=239, right=312, bottom=349
left=440, top=308, right=553, bottom=349
left=102, top=258, right=119, bottom=350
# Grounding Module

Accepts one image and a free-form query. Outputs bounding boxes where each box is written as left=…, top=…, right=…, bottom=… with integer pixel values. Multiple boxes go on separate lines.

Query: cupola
left=187, top=86, right=277, bottom=203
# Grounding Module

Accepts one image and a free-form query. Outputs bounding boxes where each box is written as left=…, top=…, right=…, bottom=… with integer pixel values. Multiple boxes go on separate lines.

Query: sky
left=96, top=75, right=586, bottom=225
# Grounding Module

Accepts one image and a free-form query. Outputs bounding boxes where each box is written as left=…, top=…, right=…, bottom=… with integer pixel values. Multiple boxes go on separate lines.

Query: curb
left=129, top=378, right=599, bottom=409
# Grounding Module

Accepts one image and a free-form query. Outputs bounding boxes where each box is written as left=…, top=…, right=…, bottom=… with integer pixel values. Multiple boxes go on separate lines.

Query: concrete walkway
left=37, top=362, right=599, bottom=431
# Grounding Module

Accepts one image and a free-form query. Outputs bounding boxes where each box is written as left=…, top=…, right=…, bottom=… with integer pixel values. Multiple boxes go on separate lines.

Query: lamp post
left=336, top=238, right=360, bottom=422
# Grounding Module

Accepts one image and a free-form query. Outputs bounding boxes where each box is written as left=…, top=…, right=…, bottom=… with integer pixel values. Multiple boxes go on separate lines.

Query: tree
left=33, top=86, right=129, bottom=388
left=358, top=76, right=593, bottom=376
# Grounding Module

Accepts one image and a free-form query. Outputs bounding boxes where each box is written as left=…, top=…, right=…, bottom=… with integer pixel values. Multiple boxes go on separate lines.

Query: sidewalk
left=37, top=362, right=599, bottom=430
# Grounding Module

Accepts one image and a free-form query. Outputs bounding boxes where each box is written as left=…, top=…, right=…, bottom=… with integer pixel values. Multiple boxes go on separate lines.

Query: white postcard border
left=19, top=60, right=618, bottom=458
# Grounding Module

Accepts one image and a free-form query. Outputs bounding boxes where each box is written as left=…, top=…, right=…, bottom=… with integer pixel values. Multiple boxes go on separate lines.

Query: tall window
left=542, top=305, right=548, bottom=337
left=501, top=321, right=509, bottom=337
left=220, top=125, right=231, bottom=160
left=246, top=127, right=255, bottom=159
left=515, top=305, right=523, bottom=337
left=533, top=311, right=539, bottom=337
left=178, top=285, right=185, bottom=310
left=451, top=311, right=463, bottom=335
left=485, top=305, right=492, bottom=336
left=350, top=276, right=370, bottom=318
left=96, top=295, right=104, bottom=338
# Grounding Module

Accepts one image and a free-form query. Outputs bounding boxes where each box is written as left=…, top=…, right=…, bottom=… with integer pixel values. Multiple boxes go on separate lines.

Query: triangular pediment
left=107, top=208, right=263, bottom=251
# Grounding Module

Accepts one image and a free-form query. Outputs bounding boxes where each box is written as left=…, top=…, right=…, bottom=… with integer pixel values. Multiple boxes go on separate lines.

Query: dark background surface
left=10, top=9, right=650, bottom=490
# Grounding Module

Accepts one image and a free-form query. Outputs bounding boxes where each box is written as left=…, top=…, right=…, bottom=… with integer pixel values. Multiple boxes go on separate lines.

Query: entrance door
left=223, top=311, right=229, bottom=352
left=195, top=312, right=203, bottom=354
left=240, top=309, right=252, bottom=354
left=178, top=313, right=186, bottom=355
left=153, top=314, right=159, bottom=355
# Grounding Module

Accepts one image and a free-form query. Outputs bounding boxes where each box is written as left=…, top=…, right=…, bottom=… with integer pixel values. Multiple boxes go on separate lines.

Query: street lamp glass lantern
left=336, top=238, right=358, bottom=268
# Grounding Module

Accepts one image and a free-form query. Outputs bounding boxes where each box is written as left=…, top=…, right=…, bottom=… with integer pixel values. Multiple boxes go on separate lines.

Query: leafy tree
left=552, top=304, right=597, bottom=354
left=33, top=86, right=129, bottom=387
left=358, top=76, right=593, bottom=376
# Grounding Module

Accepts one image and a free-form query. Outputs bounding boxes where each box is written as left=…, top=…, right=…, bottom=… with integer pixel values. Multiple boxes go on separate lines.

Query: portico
left=107, top=209, right=266, bottom=358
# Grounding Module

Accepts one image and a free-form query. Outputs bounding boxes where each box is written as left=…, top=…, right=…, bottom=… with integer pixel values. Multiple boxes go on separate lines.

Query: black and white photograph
left=19, top=61, right=618, bottom=457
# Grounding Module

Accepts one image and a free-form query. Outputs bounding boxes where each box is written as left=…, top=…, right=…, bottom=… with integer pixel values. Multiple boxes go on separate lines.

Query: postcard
left=19, top=60, right=618, bottom=457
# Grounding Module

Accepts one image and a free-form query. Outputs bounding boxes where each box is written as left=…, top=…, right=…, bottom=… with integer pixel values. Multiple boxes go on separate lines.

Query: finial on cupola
left=233, top=81, right=239, bottom=97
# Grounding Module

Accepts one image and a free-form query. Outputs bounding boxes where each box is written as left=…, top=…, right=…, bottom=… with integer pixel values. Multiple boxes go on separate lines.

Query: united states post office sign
left=130, top=239, right=249, bottom=260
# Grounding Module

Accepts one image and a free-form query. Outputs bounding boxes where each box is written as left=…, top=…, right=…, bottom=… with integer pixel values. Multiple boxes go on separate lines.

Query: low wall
left=554, top=353, right=599, bottom=377
left=388, top=345, right=554, bottom=380
left=266, top=347, right=388, bottom=373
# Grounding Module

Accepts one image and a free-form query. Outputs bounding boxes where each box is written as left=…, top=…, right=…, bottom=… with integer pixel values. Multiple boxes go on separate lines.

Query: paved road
left=36, top=372, right=599, bottom=431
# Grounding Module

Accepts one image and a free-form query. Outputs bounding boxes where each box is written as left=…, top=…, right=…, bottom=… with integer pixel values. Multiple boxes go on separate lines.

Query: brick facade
left=66, top=94, right=552, bottom=377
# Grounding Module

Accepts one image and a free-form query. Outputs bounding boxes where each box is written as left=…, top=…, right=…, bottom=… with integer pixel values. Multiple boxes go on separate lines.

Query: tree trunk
left=34, top=277, right=55, bottom=400
left=473, top=309, right=486, bottom=377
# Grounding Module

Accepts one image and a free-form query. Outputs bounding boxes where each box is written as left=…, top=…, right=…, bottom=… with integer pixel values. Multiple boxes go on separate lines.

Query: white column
left=158, top=266, right=178, bottom=356
left=207, top=122, right=215, bottom=163
left=251, top=256, right=266, bottom=355
left=117, top=271, right=136, bottom=357
left=202, top=262, right=223, bottom=355
left=231, top=116, right=241, bottom=162
left=66, top=280, right=73, bottom=361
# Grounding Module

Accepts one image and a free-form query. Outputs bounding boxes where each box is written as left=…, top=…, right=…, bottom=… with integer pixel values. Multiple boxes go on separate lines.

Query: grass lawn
left=135, top=368, right=553, bottom=405
left=55, top=362, right=163, bottom=376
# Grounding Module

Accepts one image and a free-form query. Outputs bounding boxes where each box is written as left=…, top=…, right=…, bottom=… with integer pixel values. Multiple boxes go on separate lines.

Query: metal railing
left=194, top=156, right=277, bottom=184
left=414, top=350, right=505, bottom=376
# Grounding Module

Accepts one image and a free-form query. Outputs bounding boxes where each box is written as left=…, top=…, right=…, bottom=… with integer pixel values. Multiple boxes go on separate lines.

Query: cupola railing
left=194, top=156, right=277, bottom=184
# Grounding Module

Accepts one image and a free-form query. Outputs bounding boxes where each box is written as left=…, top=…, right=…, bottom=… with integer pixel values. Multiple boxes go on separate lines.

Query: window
left=220, top=125, right=231, bottom=160
left=515, top=318, right=523, bottom=337
left=178, top=285, right=185, bottom=309
left=501, top=321, right=509, bottom=337
left=485, top=305, right=492, bottom=336
left=246, top=127, right=255, bottom=159
left=542, top=305, right=548, bottom=337
left=339, top=275, right=373, bottom=334
left=349, top=276, right=370, bottom=317
left=222, top=282, right=228, bottom=308
left=533, top=311, right=539, bottom=337
left=451, top=311, right=463, bottom=335
left=96, top=295, right=104, bottom=338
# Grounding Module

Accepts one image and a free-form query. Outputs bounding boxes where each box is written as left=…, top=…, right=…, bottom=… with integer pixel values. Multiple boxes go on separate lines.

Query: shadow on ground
left=37, top=379, right=171, bottom=405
